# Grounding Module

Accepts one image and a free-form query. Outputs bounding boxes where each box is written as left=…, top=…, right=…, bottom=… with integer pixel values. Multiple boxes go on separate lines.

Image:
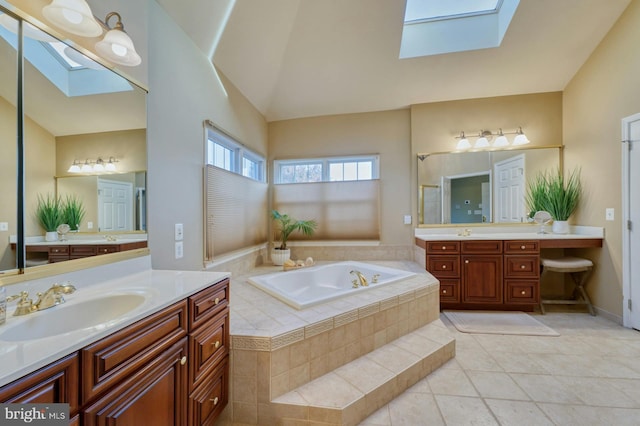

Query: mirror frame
left=0, top=7, right=149, bottom=286
left=417, top=144, right=564, bottom=227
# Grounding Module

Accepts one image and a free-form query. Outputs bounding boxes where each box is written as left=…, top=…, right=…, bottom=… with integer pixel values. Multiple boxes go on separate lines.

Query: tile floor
left=361, top=312, right=640, bottom=426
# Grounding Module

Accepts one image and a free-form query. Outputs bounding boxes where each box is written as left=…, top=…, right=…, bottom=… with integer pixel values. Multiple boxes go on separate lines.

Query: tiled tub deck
left=222, top=261, right=455, bottom=425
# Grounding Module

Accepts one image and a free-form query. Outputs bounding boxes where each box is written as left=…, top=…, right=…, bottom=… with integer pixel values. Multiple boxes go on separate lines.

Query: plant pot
left=552, top=220, right=570, bottom=234
left=45, top=231, right=58, bottom=242
left=271, top=248, right=291, bottom=266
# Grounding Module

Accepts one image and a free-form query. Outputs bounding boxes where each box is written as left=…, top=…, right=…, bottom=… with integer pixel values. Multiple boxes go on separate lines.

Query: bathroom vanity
left=0, top=260, right=229, bottom=426
left=11, top=240, right=148, bottom=264
left=415, top=226, right=603, bottom=311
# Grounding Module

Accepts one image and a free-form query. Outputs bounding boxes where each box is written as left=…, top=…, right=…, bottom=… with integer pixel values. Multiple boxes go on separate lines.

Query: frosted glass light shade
left=456, top=138, right=471, bottom=150
left=105, top=160, right=117, bottom=172
left=513, top=133, right=530, bottom=145
left=474, top=137, right=490, bottom=148
left=95, top=29, right=141, bottom=66
left=493, top=135, right=509, bottom=147
left=80, top=161, right=93, bottom=172
left=42, top=0, right=102, bottom=37
left=67, top=163, right=81, bottom=173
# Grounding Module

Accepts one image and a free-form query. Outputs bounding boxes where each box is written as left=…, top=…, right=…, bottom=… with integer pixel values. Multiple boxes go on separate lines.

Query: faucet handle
left=7, top=291, right=35, bottom=316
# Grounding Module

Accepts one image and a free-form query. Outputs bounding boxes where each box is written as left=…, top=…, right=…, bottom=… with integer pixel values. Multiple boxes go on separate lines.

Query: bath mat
left=443, top=311, right=559, bottom=336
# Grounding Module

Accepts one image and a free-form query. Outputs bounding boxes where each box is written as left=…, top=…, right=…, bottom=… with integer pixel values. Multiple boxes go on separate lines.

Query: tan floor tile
left=453, top=347, right=503, bottom=372
left=427, top=367, right=477, bottom=397
left=607, top=378, right=640, bottom=406
left=539, top=402, right=640, bottom=426
left=358, top=405, right=391, bottom=426
left=466, top=371, right=530, bottom=401
left=510, top=373, right=584, bottom=404
left=333, top=357, right=394, bottom=393
left=295, top=372, right=363, bottom=408
left=389, top=392, right=444, bottom=426
left=484, top=398, right=554, bottom=426
left=555, top=376, right=637, bottom=408
left=364, top=344, right=420, bottom=374
left=488, top=351, right=550, bottom=374
left=434, top=395, right=498, bottom=425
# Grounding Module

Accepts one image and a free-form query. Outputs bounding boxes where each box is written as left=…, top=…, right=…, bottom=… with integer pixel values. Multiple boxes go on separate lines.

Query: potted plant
left=525, top=167, right=582, bottom=234
left=35, top=194, right=64, bottom=241
left=271, top=210, right=317, bottom=265
left=62, top=194, right=86, bottom=231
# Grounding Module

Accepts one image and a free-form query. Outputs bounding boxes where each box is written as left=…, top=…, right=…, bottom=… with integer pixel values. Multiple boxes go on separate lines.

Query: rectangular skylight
left=405, top=0, right=500, bottom=23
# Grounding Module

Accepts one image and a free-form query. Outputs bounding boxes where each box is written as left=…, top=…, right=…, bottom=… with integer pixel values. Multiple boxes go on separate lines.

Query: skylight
left=400, top=0, right=520, bottom=58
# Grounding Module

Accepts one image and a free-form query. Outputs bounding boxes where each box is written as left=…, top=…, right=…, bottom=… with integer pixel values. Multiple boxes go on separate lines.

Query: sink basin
left=0, top=293, right=147, bottom=342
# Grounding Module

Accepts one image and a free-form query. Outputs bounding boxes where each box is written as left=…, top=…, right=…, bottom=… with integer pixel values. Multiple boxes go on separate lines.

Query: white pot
left=271, top=248, right=291, bottom=266
left=45, top=231, right=58, bottom=242
left=552, top=220, right=570, bottom=234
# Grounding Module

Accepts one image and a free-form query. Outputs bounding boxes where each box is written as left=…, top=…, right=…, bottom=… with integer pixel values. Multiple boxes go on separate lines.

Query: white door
left=622, top=113, right=640, bottom=330
left=98, top=179, right=133, bottom=232
left=494, top=154, right=525, bottom=223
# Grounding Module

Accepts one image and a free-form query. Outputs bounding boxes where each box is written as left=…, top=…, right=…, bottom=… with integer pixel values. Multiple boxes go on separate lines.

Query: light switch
left=403, top=215, right=412, bottom=225
left=0, top=222, right=8, bottom=231
left=175, top=241, right=183, bottom=259
left=606, top=208, right=615, bottom=221
left=87, top=221, right=93, bottom=229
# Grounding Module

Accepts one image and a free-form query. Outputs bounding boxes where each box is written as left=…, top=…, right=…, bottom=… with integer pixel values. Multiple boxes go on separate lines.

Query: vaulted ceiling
left=157, top=0, right=632, bottom=122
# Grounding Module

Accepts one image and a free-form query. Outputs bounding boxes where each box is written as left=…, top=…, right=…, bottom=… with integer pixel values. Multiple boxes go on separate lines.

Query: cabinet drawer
left=70, top=245, right=97, bottom=258
left=189, top=279, right=230, bottom=331
left=426, top=241, right=460, bottom=254
left=81, top=300, right=188, bottom=404
left=96, top=245, right=119, bottom=255
left=189, top=313, right=229, bottom=390
left=504, top=240, right=539, bottom=254
left=188, top=356, right=229, bottom=426
left=461, top=240, right=502, bottom=254
left=48, top=246, right=69, bottom=255
left=504, top=256, right=540, bottom=278
left=438, top=279, right=460, bottom=303
left=427, top=256, right=460, bottom=278
left=505, top=280, right=539, bottom=303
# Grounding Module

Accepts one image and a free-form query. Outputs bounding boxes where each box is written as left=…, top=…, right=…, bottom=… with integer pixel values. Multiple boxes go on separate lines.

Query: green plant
left=62, top=195, right=86, bottom=231
left=526, top=167, right=582, bottom=221
left=35, top=194, right=64, bottom=232
left=271, top=210, right=317, bottom=250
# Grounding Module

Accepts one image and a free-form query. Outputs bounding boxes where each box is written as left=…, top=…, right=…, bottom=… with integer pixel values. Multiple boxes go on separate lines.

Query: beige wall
left=563, top=0, right=640, bottom=318
left=268, top=109, right=413, bottom=246
left=56, top=129, right=147, bottom=177
left=146, top=3, right=268, bottom=270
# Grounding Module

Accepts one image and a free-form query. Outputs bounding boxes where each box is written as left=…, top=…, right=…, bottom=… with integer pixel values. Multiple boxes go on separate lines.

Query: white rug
left=443, top=310, right=559, bottom=336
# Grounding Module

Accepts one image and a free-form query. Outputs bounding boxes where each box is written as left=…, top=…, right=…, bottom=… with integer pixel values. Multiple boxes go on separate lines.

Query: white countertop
left=0, top=257, right=229, bottom=388
left=415, top=225, right=604, bottom=241
left=23, top=238, right=147, bottom=246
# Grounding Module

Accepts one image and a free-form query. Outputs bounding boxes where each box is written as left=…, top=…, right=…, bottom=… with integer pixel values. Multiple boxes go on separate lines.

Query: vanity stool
left=539, top=257, right=596, bottom=316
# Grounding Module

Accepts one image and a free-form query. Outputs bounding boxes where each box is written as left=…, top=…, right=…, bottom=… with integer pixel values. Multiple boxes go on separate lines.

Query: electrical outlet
left=87, top=221, right=94, bottom=229
left=175, top=241, right=183, bottom=259
left=606, top=208, right=615, bottom=221
left=0, top=222, right=8, bottom=231
left=403, top=215, right=412, bottom=225
left=175, top=223, right=184, bottom=241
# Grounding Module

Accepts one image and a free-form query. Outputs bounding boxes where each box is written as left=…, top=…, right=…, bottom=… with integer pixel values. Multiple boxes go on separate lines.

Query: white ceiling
left=159, top=0, right=632, bottom=122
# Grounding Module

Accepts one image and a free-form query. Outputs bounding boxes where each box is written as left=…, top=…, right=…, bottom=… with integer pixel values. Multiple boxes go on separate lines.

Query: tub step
left=271, top=319, right=455, bottom=426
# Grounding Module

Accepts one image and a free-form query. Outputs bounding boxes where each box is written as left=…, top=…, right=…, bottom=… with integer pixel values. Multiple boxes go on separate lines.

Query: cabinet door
left=83, top=338, right=188, bottom=426
left=427, top=256, right=460, bottom=278
left=0, top=353, right=79, bottom=416
left=189, top=357, right=229, bottom=426
left=462, top=255, right=503, bottom=303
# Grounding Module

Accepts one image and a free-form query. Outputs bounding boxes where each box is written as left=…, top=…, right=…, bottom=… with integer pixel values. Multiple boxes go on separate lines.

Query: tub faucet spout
left=350, top=270, right=368, bottom=287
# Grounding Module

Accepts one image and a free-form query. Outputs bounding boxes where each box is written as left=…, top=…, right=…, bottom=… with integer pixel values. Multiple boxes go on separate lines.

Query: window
left=274, top=155, right=379, bottom=184
left=206, top=124, right=265, bottom=182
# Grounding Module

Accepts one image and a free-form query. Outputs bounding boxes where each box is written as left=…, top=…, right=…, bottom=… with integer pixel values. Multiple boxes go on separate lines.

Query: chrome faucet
left=6, top=282, right=76, bottom=316
left=350, top=270, right=369, bottom=287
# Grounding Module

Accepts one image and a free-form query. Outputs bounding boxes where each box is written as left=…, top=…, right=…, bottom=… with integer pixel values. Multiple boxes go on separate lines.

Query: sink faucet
left=6, top=283, right=76, bottom=316
left=350, top=270, right=369, bottom=287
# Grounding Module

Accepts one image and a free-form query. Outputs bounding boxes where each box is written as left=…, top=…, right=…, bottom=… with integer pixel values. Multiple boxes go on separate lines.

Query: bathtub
left=247, top=261, right=416, bottom=309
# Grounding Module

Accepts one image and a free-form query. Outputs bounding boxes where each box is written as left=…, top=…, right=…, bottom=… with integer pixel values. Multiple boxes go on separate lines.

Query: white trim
left=621, top=112, right=640, bottom=328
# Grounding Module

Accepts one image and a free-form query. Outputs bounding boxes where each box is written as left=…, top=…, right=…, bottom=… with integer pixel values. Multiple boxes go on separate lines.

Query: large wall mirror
left=0, top=7, right=147, bottom=276
left=418, top=146, right=563, bottom=226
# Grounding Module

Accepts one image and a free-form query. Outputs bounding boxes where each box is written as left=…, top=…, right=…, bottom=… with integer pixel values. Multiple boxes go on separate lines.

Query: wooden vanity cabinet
left=427, top=239, right=539, bottom=311
left=0, top=277, right=230, bottom=426
left=0, top=353, right=79, bottom=416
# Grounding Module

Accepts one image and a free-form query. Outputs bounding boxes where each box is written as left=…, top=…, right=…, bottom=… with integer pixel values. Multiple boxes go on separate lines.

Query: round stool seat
left=541, top=257, right=593, bottom=272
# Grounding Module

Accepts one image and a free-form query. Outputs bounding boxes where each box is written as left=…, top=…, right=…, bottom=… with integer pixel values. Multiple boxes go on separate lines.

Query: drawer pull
left=178, top=356, right=187, bottom=366
left=212, top=297, right=220, bottom=305
left=521, top=265, right=526, bottom=269
left=441, top=265, right=447, bottom=269
left=442, top=289, right=447, bottom=294
left=212, top=340, right=220, bottom=349
left=521, top=290, right=527, bottom=295
left=521, top=245, right=526, bottom=250
left=442, top=246, right=446, bottom=250
left=465, top=260, right=469, bottom=264
left=210, top=397, right=219, bottom=405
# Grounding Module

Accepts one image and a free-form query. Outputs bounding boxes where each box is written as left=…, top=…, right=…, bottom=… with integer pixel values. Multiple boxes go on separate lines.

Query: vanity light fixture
left=453, top=127, right=530, bottom=150
left=67, top=157, right=118, bottom=173
left=41, top=1, right=141, bottom=66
